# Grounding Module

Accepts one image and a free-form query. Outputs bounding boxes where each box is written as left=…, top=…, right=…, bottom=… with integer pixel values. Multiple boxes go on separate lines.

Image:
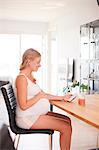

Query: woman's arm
left=42, top=92, right=72, bottom=102
left=16, top=76, right=46, bottom=110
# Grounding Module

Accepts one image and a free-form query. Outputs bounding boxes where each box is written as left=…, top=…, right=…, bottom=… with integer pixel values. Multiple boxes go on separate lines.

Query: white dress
left=15, top=74, right=50, bottom=129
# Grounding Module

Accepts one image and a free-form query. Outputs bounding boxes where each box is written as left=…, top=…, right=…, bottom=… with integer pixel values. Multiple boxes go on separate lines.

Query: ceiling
left=0, top=0, right=97, bottom=22
left=0, top=0, right=84, bottom=22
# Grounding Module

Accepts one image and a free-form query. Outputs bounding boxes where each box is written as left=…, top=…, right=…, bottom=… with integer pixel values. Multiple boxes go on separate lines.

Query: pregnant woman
left=15, top=48, right=72, bottom=150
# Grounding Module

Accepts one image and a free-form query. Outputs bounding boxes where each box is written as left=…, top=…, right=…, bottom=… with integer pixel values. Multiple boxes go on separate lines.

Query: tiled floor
left=0, top=97, right=99, bottom=150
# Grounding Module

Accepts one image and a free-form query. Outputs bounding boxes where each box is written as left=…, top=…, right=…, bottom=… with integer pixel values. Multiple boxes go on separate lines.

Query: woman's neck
left=20, top=68, right=32, bottom=77
left=20, top=69, right=36, bottom=83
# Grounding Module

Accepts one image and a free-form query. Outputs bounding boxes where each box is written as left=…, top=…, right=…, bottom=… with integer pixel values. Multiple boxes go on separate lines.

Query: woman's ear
left=27, top=59, right=31, bottom=66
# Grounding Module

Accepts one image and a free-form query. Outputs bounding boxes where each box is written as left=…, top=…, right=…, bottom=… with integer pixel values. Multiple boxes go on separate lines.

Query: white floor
left=0, top=96, right=99, bottom=150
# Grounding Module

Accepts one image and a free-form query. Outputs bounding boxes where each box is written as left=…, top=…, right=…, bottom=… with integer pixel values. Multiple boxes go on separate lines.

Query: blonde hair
left=20, top=48, right=41, bottom=70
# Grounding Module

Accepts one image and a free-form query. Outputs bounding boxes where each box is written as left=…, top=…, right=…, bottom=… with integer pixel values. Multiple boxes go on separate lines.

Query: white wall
left=0, top=20, right=48, bottom=34
left=49, top=0, right=99, bottom=80
left=0, top=0, right=99, bottom=87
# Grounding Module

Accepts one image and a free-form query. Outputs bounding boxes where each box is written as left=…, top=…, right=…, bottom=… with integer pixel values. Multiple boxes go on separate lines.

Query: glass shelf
left=80, top=19, right=99, bottom=93
left=83, top=77, right=99, bottom=81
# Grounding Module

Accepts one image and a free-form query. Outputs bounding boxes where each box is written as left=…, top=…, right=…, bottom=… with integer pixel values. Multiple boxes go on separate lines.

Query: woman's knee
left=62, top=115, right=72, bottom=126
left=63, top=125, right=72, bottom=136
left=68, top=117, right=72, bottom=125
left=57, top=113, right=71, bottom=124
left=59, top=122, right=71, bottom=134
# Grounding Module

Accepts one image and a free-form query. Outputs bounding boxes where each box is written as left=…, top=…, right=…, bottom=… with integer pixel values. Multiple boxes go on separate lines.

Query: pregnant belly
left=31, top=98, right=50, bottom=115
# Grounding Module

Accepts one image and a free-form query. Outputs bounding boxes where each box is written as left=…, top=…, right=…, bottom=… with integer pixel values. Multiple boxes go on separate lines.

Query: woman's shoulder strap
left=17, top=73, right=27, bottom=80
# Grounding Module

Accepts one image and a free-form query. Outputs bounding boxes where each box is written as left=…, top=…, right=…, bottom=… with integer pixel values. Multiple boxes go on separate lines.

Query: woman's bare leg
left=31, top=114, right=72, bottom=150
left=47, top=111, right=71, bottom=125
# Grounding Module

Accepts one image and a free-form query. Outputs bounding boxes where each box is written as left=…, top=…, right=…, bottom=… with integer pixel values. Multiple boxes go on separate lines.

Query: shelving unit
left=80, top=19, right=99, bottom=93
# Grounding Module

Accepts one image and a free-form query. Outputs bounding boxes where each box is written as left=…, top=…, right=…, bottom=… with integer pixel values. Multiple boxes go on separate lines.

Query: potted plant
left=80, top=83, right=89, bottom=93
left=71, top=80, right=80, bottom=94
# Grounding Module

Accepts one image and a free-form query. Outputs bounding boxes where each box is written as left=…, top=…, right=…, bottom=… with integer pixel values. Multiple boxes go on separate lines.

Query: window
left=0, top=34, right=20, bottom=81
left=0, top=34, right=47, bottom=89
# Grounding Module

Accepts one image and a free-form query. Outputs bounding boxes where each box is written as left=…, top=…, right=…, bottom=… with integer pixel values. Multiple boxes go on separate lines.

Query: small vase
left=72, top=86, right=79, bottom=94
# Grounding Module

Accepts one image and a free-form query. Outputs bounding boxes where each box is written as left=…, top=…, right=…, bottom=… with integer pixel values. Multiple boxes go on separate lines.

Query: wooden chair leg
left=49, top=134, right=53, bottom=150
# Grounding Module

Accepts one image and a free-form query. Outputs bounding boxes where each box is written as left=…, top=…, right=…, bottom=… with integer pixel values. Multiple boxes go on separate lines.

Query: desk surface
left=50, top=94, right=99, bottom=129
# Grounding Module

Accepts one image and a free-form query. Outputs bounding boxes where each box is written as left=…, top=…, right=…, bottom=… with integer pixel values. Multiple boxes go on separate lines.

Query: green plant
left=80, top=83, right=89, bottom=92
left=71, top=80, right=79, bottom=88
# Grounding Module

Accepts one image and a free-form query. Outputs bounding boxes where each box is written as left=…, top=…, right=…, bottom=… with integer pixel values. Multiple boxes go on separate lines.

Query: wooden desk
left=50, top=94, right=99, bottom=129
